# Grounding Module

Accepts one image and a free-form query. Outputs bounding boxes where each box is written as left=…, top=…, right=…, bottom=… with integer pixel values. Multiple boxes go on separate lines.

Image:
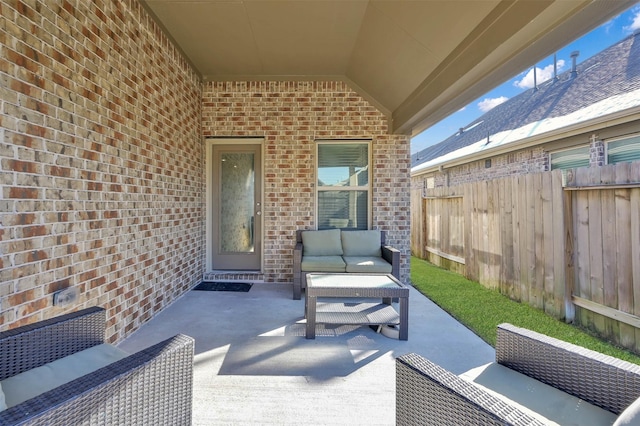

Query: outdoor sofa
left=396, top=323, right=640, bottom=426
left=0, top=306, right=194, bottom=426
left=292, top=229, right=400, bottom=299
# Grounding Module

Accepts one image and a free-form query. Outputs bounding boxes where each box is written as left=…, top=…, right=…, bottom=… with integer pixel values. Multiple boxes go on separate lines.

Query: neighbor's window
left=607, top=135, right=640, bottom=164
left=550, top=145, right=590, bottom=170
left=317, top=141, right=370, bottom=230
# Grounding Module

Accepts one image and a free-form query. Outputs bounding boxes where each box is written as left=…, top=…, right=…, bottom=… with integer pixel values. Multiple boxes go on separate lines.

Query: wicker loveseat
left=396, top=323, right=640, bottom=426
left=292, top=229, right=400, bottom=299
left=0, top=307, right=194, bottom=426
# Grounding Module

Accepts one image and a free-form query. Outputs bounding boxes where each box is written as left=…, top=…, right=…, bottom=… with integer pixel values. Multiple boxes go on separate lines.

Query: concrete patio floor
left=119, top=282, right=495, bottom=425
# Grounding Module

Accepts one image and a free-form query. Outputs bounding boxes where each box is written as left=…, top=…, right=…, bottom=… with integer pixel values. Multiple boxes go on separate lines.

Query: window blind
left=607, top=136, right=640, bottom=164
left=550, top=146, right=590, bottom=170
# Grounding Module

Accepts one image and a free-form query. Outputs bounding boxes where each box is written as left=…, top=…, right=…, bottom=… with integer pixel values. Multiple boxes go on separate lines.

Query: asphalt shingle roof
left=412, top=31, right=640, bottom=169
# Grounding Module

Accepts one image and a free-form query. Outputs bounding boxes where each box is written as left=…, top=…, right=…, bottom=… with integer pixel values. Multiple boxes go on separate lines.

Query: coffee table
left=304, top=273, right=409, bottom=340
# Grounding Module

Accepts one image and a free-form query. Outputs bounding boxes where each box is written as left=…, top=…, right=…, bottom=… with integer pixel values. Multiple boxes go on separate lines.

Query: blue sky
left=411, top=3, right=640, bottom=154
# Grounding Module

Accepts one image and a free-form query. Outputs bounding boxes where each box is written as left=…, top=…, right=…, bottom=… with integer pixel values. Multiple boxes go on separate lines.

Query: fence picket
left=533, top=172, right=544, bottom=310
left=541, top=172, right=556, bottom=316
left=525, top=174, right=536, bottom=305
left=630, top=167, right=640, bottom=351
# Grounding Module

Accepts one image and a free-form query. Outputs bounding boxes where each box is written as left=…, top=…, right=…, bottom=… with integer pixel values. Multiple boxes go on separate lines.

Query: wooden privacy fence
left=412, top=162, right=640, bottom=351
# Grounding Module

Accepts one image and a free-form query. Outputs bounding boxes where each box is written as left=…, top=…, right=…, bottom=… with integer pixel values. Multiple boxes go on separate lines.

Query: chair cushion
left=614, top=396, right=640, bottom=425
left=460, top=362, right=617, bottom=426
left=301, top=255, right=346, bottom=272
left=1, top=343, right=129, bottom=409
left=341, top=230, right=381, bottom=257
left=343, top=256, right=392, bottom=273
left=0, top=382, right=6, bottom=411
left=302, top=229, right=343, bottom=256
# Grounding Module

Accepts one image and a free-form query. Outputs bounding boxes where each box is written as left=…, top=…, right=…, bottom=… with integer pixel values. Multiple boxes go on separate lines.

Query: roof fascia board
left=543, top=120, right=640, bottom=152
left=395, top=0, right=637, bottom=136
left=392, top=0, right=556, bottom=135
left=411, top=106, right=640, bottom=177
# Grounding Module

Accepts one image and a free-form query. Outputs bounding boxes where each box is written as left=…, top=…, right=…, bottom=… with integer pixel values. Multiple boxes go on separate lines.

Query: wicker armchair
left=396, top=323, right=640, bottom=426
left=0, top=307, right=194, bottom=426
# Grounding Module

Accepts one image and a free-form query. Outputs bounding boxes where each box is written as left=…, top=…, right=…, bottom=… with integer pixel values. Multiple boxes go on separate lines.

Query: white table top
left=306, top=273, right=402, bottom=289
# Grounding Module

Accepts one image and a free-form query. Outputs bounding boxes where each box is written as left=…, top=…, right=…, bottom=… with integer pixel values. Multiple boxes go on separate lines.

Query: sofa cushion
left=614, top=396, right=640, bottom=425
left=341, top=230, right=381, bottom=257
left=460, top=362, right=617, bottom=426
left=1, top=343, right=129, bottom=409
left=302, top=229, right=343, bottom=256
left=301, top=255, right=346, bottom=272
left=343, top=256, right=392, bottom=273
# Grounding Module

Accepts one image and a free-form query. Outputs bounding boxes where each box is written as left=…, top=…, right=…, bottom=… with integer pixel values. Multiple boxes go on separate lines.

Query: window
left=426, top=176, right=435, bottom=190
left=549, top=146, right=590, bottom=170
left=607, top=135, right=640, bottom=164
left=316, top=141, right=370, bottom=230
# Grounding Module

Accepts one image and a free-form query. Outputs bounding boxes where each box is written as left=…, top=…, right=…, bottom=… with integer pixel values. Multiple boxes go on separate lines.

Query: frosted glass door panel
left=220, top=153, right=255, bottom=253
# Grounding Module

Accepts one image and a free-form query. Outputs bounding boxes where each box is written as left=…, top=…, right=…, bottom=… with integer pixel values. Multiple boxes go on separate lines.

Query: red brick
left=26, top=250, right=48, bottom=262
left=23, top=225, right=47, bottom=237
left=8, top=187, right=39, bottom=199
left=8, top=289, right=36, bottom=306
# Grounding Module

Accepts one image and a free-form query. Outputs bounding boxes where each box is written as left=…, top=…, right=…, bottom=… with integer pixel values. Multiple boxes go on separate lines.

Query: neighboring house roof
left=412, top=31, right=640, bottom=174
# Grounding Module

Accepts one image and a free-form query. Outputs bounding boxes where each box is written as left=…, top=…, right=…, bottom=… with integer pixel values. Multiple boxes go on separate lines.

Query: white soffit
left=141, top=0, right=638, bottom=135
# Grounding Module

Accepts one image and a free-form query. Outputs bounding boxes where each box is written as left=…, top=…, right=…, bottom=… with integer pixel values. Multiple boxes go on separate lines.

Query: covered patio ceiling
left=141, top=0, right=636, bottom=136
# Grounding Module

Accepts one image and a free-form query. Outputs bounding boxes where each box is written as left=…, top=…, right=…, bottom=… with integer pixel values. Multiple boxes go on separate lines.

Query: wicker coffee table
left=304, top=273, right=409, bottom=340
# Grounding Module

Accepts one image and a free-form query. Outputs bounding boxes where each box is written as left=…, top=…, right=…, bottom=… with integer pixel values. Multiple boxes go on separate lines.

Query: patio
left=119, top=283, right=494, bottom=425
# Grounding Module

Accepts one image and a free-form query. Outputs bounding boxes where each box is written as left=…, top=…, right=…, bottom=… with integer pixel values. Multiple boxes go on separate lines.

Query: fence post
left=421, top=197, right=428, bottom=259
left=563, top=170, right=576, bottom=323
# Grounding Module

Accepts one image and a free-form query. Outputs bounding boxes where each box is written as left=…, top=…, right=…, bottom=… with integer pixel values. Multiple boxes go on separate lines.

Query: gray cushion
left=301, top=255, right=346, bottom=272
left=460, top=362, right=617, bottom=426
left=1, top=344, right=129, bottom=409
left=343, top=256, right=392, bottom=273
left=614, top=396, right=640, bottom=426
left=341, top=230, right=382, bottom=257
left=302, top=229, right=343, bottom=256
left=0, top=382, right=6, bottom=411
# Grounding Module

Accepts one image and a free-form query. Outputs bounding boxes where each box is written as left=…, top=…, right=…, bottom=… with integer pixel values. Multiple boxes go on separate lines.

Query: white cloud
left=478, top=96, right=509, bottom=112
left=601, top=18, right=615, bottom=35
left=513, top=60, right=566, bottom=89
left=623, top=8, right=640, bottom=32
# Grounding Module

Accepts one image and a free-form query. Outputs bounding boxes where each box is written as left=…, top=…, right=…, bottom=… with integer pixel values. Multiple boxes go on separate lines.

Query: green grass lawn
left=410, top=256, right=640, bottom=365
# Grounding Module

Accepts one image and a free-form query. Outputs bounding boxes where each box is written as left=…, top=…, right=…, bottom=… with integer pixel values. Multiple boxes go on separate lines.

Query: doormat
left=193, top=281, right=252, bottom=292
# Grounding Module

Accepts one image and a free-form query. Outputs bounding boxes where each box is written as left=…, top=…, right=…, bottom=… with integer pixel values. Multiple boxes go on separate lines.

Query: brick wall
left=202, top=81, right=411, bottom=283
left=415, top=146, right=550, bottom=190
left=590, top=138, right=605, bottom=166
left=0, top=0, right=203, bottom=342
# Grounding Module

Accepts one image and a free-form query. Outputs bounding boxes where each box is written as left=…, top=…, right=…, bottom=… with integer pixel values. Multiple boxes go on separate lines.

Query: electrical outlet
left=53, top=287, right=78, bottom=306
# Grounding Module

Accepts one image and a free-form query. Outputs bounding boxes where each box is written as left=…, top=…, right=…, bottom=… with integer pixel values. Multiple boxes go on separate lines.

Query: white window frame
left=315, top=140, right=372, bottom=230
